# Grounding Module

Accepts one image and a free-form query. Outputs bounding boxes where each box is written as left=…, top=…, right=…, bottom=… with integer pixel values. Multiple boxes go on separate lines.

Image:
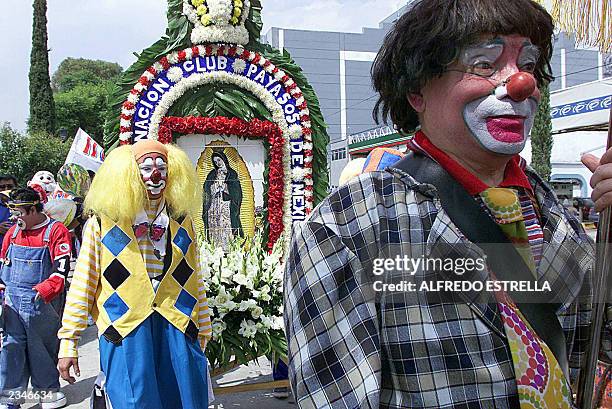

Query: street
left=20, top=325, right=294, bottom=409
left=18, top=225, right=597, bottom=408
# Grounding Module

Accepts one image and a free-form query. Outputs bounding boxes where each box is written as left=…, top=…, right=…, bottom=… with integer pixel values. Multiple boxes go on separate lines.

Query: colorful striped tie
left=480, top=187, right=575, bottom=408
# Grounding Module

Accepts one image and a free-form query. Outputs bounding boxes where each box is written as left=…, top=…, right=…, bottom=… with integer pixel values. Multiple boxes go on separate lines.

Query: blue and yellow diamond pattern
left=94, top=215, right=201, bottom=342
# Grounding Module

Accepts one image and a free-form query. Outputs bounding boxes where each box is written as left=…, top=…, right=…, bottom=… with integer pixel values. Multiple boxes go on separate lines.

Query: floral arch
left=103, top=0, right=329, bottom=250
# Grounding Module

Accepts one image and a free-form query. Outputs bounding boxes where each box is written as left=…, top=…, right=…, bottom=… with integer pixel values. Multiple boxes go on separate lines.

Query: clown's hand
left=582, top=151, right=612, bottom=212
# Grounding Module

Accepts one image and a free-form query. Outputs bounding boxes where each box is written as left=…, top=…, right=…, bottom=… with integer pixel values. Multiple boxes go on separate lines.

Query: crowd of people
left=0, top=0, right=610, bottom=408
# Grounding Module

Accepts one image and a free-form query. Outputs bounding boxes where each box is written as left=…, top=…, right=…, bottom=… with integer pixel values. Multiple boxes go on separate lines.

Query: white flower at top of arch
left=183, top=0, right=251, bottom=46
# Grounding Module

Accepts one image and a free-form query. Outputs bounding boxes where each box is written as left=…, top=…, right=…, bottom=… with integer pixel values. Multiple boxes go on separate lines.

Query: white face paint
left=459, top=40, right=504, bottom=77
left=459, top=40, right=539, bottom=78
left=463, top=94, right=538, bottom=155
left=138, top=155, right=168, bottom=198
left=31, top=171, right=57, bottom=194
left=457, top=37, right=540, bottom=155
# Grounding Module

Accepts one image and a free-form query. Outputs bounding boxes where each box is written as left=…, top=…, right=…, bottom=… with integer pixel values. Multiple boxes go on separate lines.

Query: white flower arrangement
left=200, top=231, right=286, bottom=368
left=183, top=0, right=251, bottom=45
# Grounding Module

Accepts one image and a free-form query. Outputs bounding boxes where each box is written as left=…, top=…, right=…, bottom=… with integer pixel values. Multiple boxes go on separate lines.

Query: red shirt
left=1, top=217, right=72, bottom=262
left=408, top=130, right=533, bottom=195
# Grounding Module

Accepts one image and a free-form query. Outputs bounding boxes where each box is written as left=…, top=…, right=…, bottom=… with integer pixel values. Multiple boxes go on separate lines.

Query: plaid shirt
left=284, top=161, right=593, bottom=409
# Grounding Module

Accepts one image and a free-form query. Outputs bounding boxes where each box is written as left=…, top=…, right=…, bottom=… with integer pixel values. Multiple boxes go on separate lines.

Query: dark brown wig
left=372, top=0, right=555, bottom=133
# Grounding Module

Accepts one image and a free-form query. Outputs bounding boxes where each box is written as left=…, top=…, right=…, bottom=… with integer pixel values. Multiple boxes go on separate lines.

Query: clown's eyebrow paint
left=459, top=40, right=504, bottom=76
left=517, top=43, right=540, bottom=71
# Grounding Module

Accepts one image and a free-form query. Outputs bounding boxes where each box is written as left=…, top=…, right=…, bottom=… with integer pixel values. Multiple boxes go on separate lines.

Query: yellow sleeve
left=58, top=217, right=101, bottom=358
left=194, top=230, right=212, bottom=349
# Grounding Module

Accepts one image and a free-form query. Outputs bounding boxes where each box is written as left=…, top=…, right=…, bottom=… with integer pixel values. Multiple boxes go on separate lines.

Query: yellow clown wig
left=84, top=143, right=201, bottom=222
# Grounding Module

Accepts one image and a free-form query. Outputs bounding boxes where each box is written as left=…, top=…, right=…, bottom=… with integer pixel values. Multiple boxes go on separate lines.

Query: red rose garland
left=159, top=116, right=285, bottom=249
left=118, top=44, right=317, bottom=234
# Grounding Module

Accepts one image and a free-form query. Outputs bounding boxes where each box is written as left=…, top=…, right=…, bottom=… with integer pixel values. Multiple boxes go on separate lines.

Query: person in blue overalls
left=0, top=188, right=72, bottom=409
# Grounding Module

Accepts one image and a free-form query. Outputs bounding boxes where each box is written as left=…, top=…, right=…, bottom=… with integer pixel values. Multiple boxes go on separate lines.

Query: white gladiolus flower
left=238, top=299, right=258, bottom=311
left=238, top=319, right=257, bottom=338
left=254, top=285, right=271, bottom=302
left=263, top=252, right=276, bottom=269
left=214, top=287, right=233, bottom=305
left=201, top=281, right=210, bottom=293
left=251, top=306, right=263, bottom=319
left=233, top=272, right=253, bottom=289
left=217, top=300, right=237, bottom=315
left=212, top=319, right=227, bottom=339
left=260, top=315, right=273, bottom=329
left=271, top=316, right=284, bottom=330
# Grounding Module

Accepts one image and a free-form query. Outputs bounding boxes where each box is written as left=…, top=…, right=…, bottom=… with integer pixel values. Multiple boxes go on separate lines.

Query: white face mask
left=138, top=155, right=168, bottom=198
left=463, top=94, right=538, bottom=155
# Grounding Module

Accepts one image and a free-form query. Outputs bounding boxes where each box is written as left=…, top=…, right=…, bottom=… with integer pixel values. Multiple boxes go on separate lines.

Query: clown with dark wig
left=284, top=1, right=611, bottom=408
left=57, top=140, right=212, bottom=409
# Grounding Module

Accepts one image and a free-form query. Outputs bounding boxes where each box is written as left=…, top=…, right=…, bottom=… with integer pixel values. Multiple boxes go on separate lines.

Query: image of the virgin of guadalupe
left=203, top=150, right=244, bottom=250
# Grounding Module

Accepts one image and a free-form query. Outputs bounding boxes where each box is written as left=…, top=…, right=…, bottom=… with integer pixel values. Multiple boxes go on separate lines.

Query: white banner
left=550, top=79, right=612, bottom=133
left=64, top=128, right=105, bottom=172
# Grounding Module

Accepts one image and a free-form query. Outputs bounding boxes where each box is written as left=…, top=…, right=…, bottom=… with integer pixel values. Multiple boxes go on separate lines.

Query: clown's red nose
left=506, top=72, right=537, bottom=102
left=151, top=169, right=161, bottom=183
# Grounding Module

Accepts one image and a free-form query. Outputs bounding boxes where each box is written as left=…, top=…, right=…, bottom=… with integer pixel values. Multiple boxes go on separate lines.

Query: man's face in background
left=0, top=179, right=16, bottom=234
left=0, top=178, right=16, bottom=192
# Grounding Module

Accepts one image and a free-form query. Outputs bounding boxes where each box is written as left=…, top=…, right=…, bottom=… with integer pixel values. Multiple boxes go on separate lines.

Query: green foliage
left=51, top=58, right=122, bottom=93
left=53, top=58, right=122, bottom=143
left=167, top=84, right=273, bottom=121
left=0, top=123, right=71, bottom=185
left=531, top=85, right=553, bottom=181
left=28, top=0, right=56, bottom=135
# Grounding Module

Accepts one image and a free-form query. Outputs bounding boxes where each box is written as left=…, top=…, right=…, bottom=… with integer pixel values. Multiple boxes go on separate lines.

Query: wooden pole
left=576, top=106, right=612, bottom=408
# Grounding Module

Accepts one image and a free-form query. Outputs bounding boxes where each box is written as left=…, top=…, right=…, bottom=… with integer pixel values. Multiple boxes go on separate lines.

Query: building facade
left=264, top=5, right=612, bottom=189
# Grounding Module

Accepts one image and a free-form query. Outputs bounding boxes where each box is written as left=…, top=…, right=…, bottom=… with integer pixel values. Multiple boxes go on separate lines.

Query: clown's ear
left=407, top=92, right=425, bottom=113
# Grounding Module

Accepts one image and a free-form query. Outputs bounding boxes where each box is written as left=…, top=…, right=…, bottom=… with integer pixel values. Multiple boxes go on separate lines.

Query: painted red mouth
left=486, top=116, right=525, bottom=143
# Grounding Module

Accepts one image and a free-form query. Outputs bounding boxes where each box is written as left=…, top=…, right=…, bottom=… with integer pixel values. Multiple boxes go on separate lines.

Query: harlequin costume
left=58, top=140, right=212, bottom=409
left=0, top=195, right=72, bottom=408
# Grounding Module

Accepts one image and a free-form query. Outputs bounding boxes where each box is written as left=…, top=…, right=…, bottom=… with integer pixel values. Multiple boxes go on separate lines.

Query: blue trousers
left=0, top=293, right=62, bottom=396
left=99, top=312, right=208, bottom=409
left=0, top=224, right=61, bottom=401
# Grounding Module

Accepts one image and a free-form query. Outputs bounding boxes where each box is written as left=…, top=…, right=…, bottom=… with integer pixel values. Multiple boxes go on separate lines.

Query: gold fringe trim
left=533, top=0, right=611, bottom=52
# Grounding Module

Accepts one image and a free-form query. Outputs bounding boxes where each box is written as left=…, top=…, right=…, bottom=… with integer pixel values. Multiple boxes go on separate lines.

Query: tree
left=0, top=123, right=70, bottom=185
left=53, top=58, right=122, bottom=143
left=28, top=0, right=56, bottom=134
left=54, top=82, right=115, bottom=143
left=530, top=85, right=553, bottom=181
left=51, top=58, right=122, bottom=93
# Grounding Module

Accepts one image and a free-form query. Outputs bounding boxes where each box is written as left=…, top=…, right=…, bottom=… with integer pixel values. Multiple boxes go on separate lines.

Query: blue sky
left=0, top=0, right=406, bottom=132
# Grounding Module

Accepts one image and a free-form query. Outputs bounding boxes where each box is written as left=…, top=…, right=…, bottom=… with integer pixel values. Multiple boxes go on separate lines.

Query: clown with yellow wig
left=57, top=140, right=212, bottom=409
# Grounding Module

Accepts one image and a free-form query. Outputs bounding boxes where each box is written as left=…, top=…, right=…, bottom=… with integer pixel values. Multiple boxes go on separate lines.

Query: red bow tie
left=133, top=223, right=166, bottom=241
